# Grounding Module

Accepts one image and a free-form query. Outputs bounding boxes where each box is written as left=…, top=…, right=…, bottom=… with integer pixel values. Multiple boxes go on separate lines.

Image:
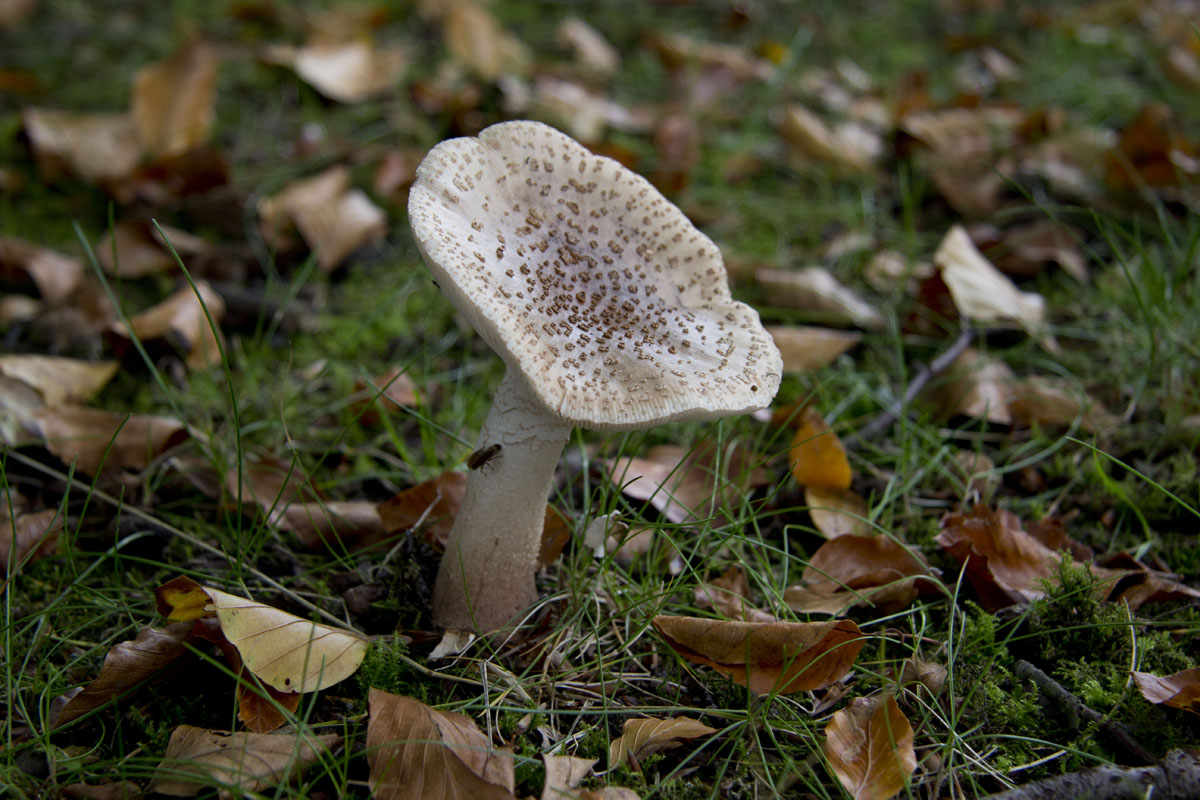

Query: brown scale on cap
left=409, top=121, right=780, bottom=430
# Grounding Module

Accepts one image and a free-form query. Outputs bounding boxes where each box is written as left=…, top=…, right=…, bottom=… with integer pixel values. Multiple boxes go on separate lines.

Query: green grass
left=4, top=1, right=1200, bottom=798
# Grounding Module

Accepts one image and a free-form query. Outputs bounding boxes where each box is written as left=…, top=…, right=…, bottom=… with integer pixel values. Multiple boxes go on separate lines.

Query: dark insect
left=467, top=443, right=502, bottom=471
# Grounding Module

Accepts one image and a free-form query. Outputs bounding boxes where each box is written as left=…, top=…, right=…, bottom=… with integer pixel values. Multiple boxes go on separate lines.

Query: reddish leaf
left=785, top=534, right=931, bottom=616
left=1133, top=669, right=1200, bottom=715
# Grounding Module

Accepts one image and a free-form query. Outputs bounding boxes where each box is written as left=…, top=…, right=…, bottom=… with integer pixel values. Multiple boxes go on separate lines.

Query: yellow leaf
left=608, top=717, right=718, bottom=770
left=789, top=407, right=851, bottom=490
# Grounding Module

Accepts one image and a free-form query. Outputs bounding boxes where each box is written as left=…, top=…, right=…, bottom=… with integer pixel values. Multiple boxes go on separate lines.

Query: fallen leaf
left=1006, top=376, right=1118, bottom=433
left=0, top=235, right=84, bottom=303
left=443, top=1, right=530, bottom=81
left=60, top=781, right=142, bottom=800
left=929, top=348, right=1015, bottom=426
left=367, top=689, right=516, bottom=800
left=1105, top=103, right=1197, bottom=192
left=1132, top=668, right=1200, bottom=714
left=1, top=502, right=62, bottom=581
left=150, top=725, right=340, bottom=797
left=934, top=225, right=1045, bottom=337
left=768, top=326, right=862, bottom=373
left=694, top=565, right=776, bottom=623
left=236, top=668, right=303, bottom=735
left=652, top=615, right=864, bottom=694
left=780, top=105, right=882, bottom=174
left=22, top=108, right=141, bottom=183
left=130, top=41, right=219, bottom=160
left=264, top=38, right=407, bottom=104
left=258, top=165, right=386, bottom=272
left=96, top=221, right=210, bottom=279
left=0, top=0, right=36, bottom=29
left=352, top=367, right=420, bottom=426
left=202, top=587, right=369, bottom=693
left=608, top=717, right=718, bottom=771
left=530, top=76, right=650, bottom=142
left=378, top=470, right=467, bottom=548
left=52, top=623, right=195, bottom=728
left=155, top=575, right=213, bottom=622
left=109, top=281, right=226, bottom=370
left=0, top=355, right=118, bottom=407
left=542, top=754, right=596, bottom=800
left=784, top=535, right=931, bottom=616
left=805, top=485, right=871, bottom=539
left=899, top=657, right=948, bottom=697
left=32, top=406, right=188, bottom=475
left=649, top=31, right=773, bottom=82
left=281, top=500, right=387, bottom=552
left=789, top=407, right=852, bottom=491
left=555, top=18, right=619, bottom=78
left=982, top=220, right=1089, bottom=283
left=824, top=694, right=916, bottom=800
left=756, top=266, right=884, bottom=329
left=226, top=456, right=325, bottom=527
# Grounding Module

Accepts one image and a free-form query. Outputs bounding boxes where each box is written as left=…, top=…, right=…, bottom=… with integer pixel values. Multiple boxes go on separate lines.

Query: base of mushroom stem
left=431, top=557, right=539, bottom=634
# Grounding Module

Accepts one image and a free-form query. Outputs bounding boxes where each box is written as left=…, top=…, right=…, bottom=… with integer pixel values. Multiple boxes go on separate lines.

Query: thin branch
left=985, top=749, right=1200, bottom=800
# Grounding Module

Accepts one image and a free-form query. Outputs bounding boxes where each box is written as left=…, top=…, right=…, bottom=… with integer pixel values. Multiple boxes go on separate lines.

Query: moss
left=355, top=636, right=431, bottom=703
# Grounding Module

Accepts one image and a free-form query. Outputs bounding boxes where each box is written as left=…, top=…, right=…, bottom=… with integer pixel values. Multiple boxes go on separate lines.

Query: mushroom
left=409, top=120, right=782, bottom=632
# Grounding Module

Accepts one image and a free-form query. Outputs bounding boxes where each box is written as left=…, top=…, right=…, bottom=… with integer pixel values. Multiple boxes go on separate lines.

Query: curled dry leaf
left=530, top=76, right=650, bottom=143
left=805, top=485, right=871, bottom=539
left=608, top=440, right=768, bottom=525
left=0, top=235, right=84, bottom=303
left=780, top=105, right=882, bottom=174
left=609, top=717, right=719, bottom=771
left=784, top=535, right=931, bottom=617
left=109, top=281, right=226, bottom=370
left=929, top=348, right=1015, bottom=426
left=264, top=38, right=407, bottom=104
left=130, top=41, right=218, bottom=160
left=768, top=326, right=861, bottom=373
left=258, top=165, right=386, bottom=272
left=52, top=622, right=195, bottom=728
left=541, top=754, right=596, bottom=800
left=652, top=615, right=863, bottom=694
left=824, top=694, right=917, bottom=800
left=367, top=689, right=516, bottom=800
left=555, top=17, right=619, bottom=78
left=202, top=587, right=368, bottom=693
left=378, top=470, right=467, bottom=548
left=983, top=220, right=1089, bottom=283
left=1132, top=668, right=1200, bottom=714
left=789, top=406, right=852, bottom=491
left=280, top=500, right=386, bottom=553
left=756, top=266, right=884, bottom=330
left=934, top=225, right=1045, bottom=337
left=649, top=31, right=773, bottom=82
left=694, top=565, right=776, bottom=623
left=155, top=575, right=213, bottom=621
left=0, top=355, right=117, bottom=408
left=32, top=406, right=188, bottom=475
left=150, top=724, right=340, bottom=797
left=1, top=504, right=62, bottom=580
left=443, top=1, right=530, bottom=81
left=96, top=221, right=210, bottom=279
left=1006, top=376, right=1118, bottom=434
left=22, top=108, right=141, bottom=183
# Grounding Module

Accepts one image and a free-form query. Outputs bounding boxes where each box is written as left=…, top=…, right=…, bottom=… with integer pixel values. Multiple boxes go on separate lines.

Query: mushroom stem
left=433, top=370, right=572, bottom=632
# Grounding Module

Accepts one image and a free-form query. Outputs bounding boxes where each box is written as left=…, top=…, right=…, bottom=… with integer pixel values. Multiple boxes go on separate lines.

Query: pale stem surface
left=433, top=369, right=572, bottom=632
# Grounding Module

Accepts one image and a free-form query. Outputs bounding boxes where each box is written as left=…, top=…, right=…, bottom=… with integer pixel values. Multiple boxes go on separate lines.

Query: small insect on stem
left=467, top=443, right=502, bottom=471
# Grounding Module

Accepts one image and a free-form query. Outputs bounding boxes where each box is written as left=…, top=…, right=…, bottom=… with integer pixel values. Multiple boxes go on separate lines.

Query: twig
left=1014, top=660, right=1155, bottom=766
left=984, top=749, right=1200, bottom=800
left=849, top=326, right=975, bottom=444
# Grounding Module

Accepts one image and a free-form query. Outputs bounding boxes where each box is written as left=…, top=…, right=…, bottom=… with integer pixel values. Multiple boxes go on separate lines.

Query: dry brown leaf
left=1132, top=668, right=1200, bottom=714
left=756, top=266, right=884, bottom=329
left=934, top=225, right=1045, bottom=336
left=237, top=677, right=302, bottom=735
left=608, top=717, right=718, bottom=771
left=150, top=725, right=340, bottom=797
left=367, top=689, right=516, bottom=800
left=443, top=1, right=530, bottom=81
left=32, top=406, right=188, bottom=475
left=649, top=31, right=773, bottom=82
left=825, top=694, right=916, bottom=800
left=784, top=534, right=931, bottom=616
left=202, top=587, right=368, bottom=693
left=0, top=355, right=117, bottom=408
left=0, top=0, right=36, bottom=29
left=789, top=406, right=852, bottom=491
left=541, top=754, right=596, bottom=800
left=0, top=235, right=84, bottom=303
left=805, top=485, right=871, bottom=539
left=694, top=565, right=776, bottom=623
left=22, top=108, right=141, bottom=183
left=131, top=41, right=218, bottom=160
left=530, top=76, right=651, bottom=143
left=52, top=623, right=195, bottom=728
left=281, top=500, right=387, bottom=552
left=96, top=221, right=210, bottom=279
left=1006, top=376, right=1118, bottom=434
left=378, top=470, right=467, bottom=548
left=936, top=506, right=1097, bottom=611
left=258, top=166, right=386, bottom=272
left=780, top=105, right=882, bottom=174
left=60, top=781, right=142, bottom=800
left=1105, top=103, right=1197, bottom=192
left=265, top=38, right=407, bottom=104
left=225, top=456, right=324, bottom=527
left=652, top=615, right=863, bottom=694
left=608, top=440, right=768, bottom=525
left=984, top=220, right=1089, bottom=283
left=352, top=367, right=420, bottom=426
left=555, top=18, right=619, bottom=78
left=930, top=348, right=1015, bottom=425
left=768, top=326, right=862, bottom=373
left=110, top=281, right=226, bottom=370
left=1, top=503, right=62, bottom=580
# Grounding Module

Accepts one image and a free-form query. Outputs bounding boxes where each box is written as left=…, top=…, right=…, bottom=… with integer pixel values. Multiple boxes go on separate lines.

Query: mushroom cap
left=409, top=120, right=781, bottom=431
